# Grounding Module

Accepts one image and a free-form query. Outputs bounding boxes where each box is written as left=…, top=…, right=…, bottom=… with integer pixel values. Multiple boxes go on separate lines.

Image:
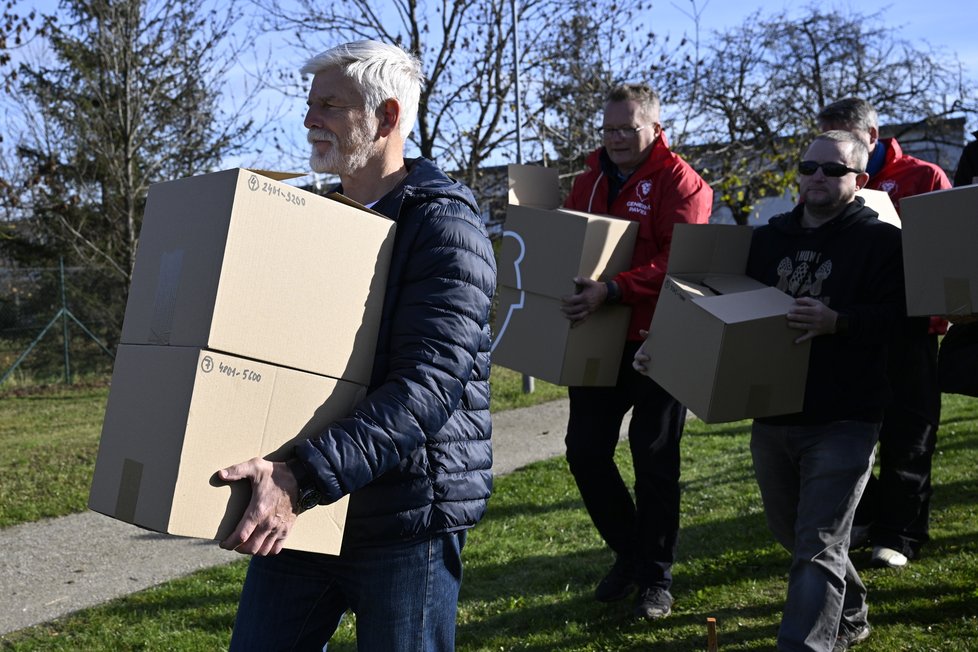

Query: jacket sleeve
left=614, top=164, right=713, bottom=305
left=293, top=198, right=496, bottom=502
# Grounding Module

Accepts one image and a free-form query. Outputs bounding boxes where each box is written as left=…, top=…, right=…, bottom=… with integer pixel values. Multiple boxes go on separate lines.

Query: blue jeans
left=751, top=421, right=879, bottom=652
left=228, top=532, right=466, bottom=652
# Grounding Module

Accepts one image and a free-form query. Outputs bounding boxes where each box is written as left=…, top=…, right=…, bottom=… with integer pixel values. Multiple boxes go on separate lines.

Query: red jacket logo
left=878, top=179, right=898, bottom=195
left=637, top=180, right=652, bottom=201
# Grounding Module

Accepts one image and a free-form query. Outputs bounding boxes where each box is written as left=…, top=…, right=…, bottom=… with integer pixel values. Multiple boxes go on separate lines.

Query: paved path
left=1, top=398, right=606, bottom=636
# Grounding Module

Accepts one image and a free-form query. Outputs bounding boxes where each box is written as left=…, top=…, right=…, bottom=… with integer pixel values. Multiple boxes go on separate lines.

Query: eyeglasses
left=798, top=161, right=864, bottom=177
left=599, top=125, right=653, bottom=138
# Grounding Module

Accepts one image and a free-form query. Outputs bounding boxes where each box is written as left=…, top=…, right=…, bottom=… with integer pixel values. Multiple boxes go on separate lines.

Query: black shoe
left=633, top=586, right=673, bottom=620
left=594, top=557, right=637, bottom=602
left=833, top=623, right=871, bottom=651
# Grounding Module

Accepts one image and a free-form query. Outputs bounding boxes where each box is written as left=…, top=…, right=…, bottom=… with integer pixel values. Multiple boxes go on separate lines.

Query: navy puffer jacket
left=294, top=158, right=496, bottom=547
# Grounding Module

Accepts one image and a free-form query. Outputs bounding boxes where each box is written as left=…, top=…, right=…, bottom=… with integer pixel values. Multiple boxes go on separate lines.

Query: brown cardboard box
left=857, top=188, right=900, bottom=228
left=89, top=345, right=363, bottom=555
left=491, top=165, right=638, bottom=386
left=639, top=224, right=810, bottom=423
left=120, top=169, right=395, bottom=384
left=900, top=185, right=978, bottom=316
left=494, top=286, right=631, bottom=386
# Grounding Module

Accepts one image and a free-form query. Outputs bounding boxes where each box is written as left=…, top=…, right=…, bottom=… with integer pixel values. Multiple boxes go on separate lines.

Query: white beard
left=308, top=121, right=376, bottom=176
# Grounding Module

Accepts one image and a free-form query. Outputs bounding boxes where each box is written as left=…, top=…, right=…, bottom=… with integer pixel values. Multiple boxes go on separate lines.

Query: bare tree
left=677, top=6, right=975, bottom=224
left=529, top=0, right=698, bottom=188
left=257, top=0, right=581, bottom=194
left=0, top=0, right=33, bottom=93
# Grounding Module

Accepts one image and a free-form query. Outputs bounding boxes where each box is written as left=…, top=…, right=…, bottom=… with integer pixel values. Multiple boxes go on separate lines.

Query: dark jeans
left=854, top=330, right=940, bottom=557
left=228, top=532, right=465, bottom=652
left=565, top=341, right=686, bottom=590
left=751, top=420, right=879, bottom=652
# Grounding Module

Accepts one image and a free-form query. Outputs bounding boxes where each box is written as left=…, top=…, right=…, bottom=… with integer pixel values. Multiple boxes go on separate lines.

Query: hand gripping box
left=89, top=345, right=363, bottom=555
left=491, top=165, right=638, bottom=386
left=900, top=185, right=978, bottom=316
left=120, top=169, right=395, bottom=384
left=639, top=224, right=810, bottom=423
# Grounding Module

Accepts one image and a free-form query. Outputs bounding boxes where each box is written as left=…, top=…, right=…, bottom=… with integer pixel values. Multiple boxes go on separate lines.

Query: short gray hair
left=813, top=130, right=870, bottom=171
left=606, top=83, right=661, bottom=123
left=301, top=40, right=424, bottom=139
left=816, top=97, right=879, bottom=133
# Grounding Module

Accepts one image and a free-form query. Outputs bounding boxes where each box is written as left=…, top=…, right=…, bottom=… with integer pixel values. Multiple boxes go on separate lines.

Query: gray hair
left=816, top=97, right=879, bottom=132
left=813, top=130, right=870, bottom=171
left=301, top=40, right=424, bottom=140
left=606, top=83, right=661, bottom=123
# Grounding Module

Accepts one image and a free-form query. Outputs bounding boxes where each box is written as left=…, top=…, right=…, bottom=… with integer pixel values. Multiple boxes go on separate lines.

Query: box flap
left=857, top=188, right=900, bottom=228
left=699, top=275, right=769, bottom=295
left=325, top=191, right=388, bottom=218
left=693, top=286, right=795, bottom=324
left=244, top=169, right=305, bottom=182
left=667, top=223, right=753, bottom=275
left=507, top=164, right=561, bottom=209
left=667, top=277, right=716, bottom=298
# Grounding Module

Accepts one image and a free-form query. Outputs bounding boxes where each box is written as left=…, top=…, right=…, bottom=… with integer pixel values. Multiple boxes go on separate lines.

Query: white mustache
left=307, top=129, right=339, bottom=145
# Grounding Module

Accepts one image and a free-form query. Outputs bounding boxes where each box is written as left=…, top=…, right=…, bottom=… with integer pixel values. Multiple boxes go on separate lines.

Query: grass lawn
left=2, top=380, right=977, bottom=650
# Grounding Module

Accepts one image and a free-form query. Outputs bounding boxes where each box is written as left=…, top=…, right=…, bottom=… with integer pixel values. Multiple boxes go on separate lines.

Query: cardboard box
left=493, top=286, right=631, bottom=386
left=89, top=345, right=363, bottom=555
left=640, top=224, right=810, bottom=423
left=901, top=185, right=978, bottom=316
left=121, top=169, right=395, bottom=384
left=857, top=188, right=900, bottom=228
left=491, top=165, right=638, bottom=386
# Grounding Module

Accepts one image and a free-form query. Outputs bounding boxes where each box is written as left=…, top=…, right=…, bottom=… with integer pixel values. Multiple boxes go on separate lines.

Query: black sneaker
left=634, top=586, right=673, bottom=620
left=832, top=623, right=871, bottom=651
left=594, top=557, right=637, bottom=602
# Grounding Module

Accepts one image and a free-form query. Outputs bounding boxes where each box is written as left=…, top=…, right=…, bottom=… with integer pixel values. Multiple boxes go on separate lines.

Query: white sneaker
left=871, top=546, right=908, bottom=568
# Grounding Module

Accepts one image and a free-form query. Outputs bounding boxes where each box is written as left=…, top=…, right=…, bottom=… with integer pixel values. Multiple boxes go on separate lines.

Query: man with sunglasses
left=560, top=83, right=713, bottom=621
left=744, top=130, right=905, bottom=651
left=818, top=98, right=952, bottom=570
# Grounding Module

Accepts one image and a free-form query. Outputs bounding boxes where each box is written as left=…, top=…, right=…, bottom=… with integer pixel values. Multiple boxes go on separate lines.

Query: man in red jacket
left=560, top=83, right=713, bottom=620
left=817, top=97, right=952, bottom=570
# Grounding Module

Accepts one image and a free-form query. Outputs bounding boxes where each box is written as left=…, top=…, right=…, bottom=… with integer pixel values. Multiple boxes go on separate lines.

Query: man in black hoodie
left=745, top=131, right=905, bottom=652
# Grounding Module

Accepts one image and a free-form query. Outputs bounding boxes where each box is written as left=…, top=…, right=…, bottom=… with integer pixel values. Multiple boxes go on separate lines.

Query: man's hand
left=561, top=277, right=608, bottom=326
left=216, top=458, right=299, bottom=556
left=786, top=297, right=839, bottom=343
left=632, top=328, right=651, bottom=374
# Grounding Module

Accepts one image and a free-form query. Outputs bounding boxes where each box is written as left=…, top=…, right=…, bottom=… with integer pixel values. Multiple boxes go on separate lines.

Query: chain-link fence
left=0, top=262, right=119, bottom=386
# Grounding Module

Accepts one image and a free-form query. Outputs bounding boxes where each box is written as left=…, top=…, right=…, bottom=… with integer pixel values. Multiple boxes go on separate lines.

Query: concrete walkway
left=1, top=398, right=597, bottom=636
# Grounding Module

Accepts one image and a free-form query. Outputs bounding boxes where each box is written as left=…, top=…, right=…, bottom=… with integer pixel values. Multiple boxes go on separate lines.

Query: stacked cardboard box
left=857, top=188, right=900, bottom=228
left=639, top=224, right=810, bottom=423
left=491, top=165, right=638, bottom=386
left=89, top=169, right=396, bottom=554
left=900, top=185, right=978, bottom=316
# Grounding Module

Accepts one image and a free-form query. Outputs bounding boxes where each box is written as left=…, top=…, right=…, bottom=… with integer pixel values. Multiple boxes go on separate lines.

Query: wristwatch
left=286, top=457, right=322, bottom=514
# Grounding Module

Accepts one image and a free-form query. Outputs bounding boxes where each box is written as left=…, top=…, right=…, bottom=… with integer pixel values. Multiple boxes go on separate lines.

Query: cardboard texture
left=491, top=165, right=638, bottom=386
left=901, top=185, right=978, bottom=316
left=857, top=188, right=901, bottom=228
left=492, top=286, right=631, bottom=386
left=121, top=168, right=395, bottom=384
left=641, top=224, right=810, bottom=423
left=89, top=345, right=363, bottom=555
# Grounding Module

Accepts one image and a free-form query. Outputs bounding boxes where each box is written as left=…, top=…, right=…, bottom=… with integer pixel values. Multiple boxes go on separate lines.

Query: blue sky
left=655, top=0, right=978, bottom=70
left=12, top=0, right=977, bottom=172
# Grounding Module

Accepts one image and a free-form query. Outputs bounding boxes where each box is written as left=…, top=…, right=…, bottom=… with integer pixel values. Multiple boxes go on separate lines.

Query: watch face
left=298, top=488, right=322, bottom=512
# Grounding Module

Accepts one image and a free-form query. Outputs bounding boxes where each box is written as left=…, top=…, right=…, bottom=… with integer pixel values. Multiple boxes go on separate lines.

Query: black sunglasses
left=798, top=161, right=864, bottom=177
